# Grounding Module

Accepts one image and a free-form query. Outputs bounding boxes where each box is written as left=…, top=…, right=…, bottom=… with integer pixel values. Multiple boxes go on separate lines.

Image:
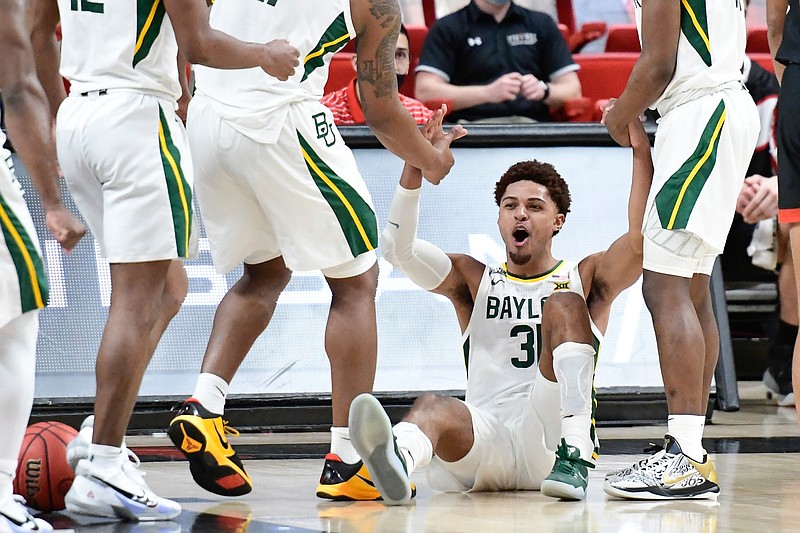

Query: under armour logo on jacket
left=467, top=37, right=483, bottom=47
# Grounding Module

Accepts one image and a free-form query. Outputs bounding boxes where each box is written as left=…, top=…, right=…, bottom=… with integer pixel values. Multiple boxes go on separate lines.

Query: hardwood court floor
left=39, top=383, right=799, bottom=533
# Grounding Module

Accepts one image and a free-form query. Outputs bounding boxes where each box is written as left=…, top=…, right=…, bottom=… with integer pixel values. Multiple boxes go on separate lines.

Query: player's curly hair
left=494, top=160, right=571, bottom=217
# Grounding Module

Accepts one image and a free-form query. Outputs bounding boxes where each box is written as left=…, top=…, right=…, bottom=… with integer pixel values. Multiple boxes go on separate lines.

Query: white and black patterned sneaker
left=603, top=435, right=719, bottom=500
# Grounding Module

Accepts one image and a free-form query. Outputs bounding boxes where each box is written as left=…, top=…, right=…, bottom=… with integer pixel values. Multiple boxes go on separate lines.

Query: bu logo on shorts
left=313, top=112, right=336, bottom=147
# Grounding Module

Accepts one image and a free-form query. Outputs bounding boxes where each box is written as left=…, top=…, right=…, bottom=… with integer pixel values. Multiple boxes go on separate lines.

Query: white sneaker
left=603, top=435, right=720, bottom=500
left=66, top=416, right=146, bottom=484
left=348, top=394, right=411, bottom=506
left=66, top=415, right=94, bottom=471
left=65, top=458, right=181, bottom=521
left=0, top=497, right=52, bottom=532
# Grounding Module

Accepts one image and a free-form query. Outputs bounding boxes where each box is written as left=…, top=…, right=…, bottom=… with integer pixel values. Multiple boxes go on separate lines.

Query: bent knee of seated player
left=542, top=291, right=592, bottom=344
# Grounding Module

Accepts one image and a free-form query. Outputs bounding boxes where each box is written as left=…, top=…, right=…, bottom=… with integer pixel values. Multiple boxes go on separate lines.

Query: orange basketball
left=14, top=421, right=78, bottom=512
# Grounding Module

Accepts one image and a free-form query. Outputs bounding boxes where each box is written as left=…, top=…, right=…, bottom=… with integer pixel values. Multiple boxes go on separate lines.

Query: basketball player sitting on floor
left=348, top=109, right=652, bottom=503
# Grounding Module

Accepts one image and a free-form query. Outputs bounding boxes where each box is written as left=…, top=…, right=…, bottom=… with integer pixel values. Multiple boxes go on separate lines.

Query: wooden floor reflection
left=39, top=384, right=799, bottom=533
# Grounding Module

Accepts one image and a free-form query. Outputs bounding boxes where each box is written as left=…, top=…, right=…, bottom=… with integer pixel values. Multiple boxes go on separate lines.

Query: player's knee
left=542, top=291, right=588, bottom=329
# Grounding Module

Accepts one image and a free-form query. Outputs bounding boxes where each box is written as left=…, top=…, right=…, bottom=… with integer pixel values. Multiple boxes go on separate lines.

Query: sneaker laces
left=553, top=440, right=594, bottom=474
left=221, top=421, right=241, bottom=438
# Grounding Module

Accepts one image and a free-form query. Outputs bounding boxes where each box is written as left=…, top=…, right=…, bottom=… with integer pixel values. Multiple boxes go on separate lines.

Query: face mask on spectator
left=396, top=73, right=407, bottom=88
left=485, top=0, right=511, bottom=6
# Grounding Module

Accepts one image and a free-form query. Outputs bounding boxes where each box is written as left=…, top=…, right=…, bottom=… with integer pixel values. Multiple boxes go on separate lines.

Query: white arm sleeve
left=381, top=184, right=453, bottom=291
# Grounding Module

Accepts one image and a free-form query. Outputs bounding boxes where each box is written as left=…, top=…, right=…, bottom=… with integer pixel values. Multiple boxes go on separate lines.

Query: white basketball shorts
left=186, top=95, right=377, bottom=275
left=56, top=91, right=198, bottom=263
left=426, top=375, right=558, bottom=492
left=644, top=86, right=759, bottom=266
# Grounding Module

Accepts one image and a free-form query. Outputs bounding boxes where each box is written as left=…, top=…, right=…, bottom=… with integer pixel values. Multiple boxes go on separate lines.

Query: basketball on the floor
left=13, top=421, right=78, bottom=512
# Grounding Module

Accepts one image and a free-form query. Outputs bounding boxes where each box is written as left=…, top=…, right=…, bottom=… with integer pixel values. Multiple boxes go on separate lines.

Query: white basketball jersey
left=57, top=0, right=180, bottom=101
left=463, top=261, right=599, bottom=414
left=195, top=0, right=355, bottom=143
left=635, top=0, right=747, bottom=114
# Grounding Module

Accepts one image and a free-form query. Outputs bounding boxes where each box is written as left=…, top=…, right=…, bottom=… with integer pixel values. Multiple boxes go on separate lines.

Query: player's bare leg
left=690, top=274, right=718, bottom=404
left=66, top=260, right=181, bottom=521
left=93, top=260, right=173, bottom=445
left=642, top=271, right=706, bottom=416
left=147, top=260, right=188, bottom=355
left=324, top=262, right=379, bottom=427
left=169, top=257, right=291, bottom=496
left=200, top=258, right=291, bottom=382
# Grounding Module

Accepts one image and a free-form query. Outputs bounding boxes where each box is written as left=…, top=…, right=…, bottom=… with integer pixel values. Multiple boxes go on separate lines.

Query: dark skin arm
left=395, top=109, right=478, bottom=328
left=1, top=0, right=84, bottom=251
left=27, top=0, right=64, bottom=119
left=350, top=0, right=459, bottom=185
left=581, top=113, right=653, bottom=332
left=604, top=0, right=679, bottom=146
left=163, top=0, right=299, bottom=80
left=766, top=0, right=788, bottom=82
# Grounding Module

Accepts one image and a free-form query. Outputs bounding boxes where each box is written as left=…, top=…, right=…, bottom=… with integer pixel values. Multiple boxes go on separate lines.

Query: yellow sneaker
left=315, top=454, right=416, bottom=502
left=168, top=399, right=252, bottom=496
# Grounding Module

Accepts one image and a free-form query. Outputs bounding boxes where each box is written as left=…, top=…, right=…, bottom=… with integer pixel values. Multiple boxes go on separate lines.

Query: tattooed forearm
left=367, top=0, right=401, bottom=29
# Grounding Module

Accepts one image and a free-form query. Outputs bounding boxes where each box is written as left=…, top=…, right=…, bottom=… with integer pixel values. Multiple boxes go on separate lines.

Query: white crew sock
left=330, top=427, right=360, bottom=464
left=88, top=443, right=125, bottom=472
left=393, top=421, right=433, bottom=476
left=668, top=414, right=705, bottom=461
left=553, top=342, right=597, bottom=461
left=192, top=373, right=229, bottom=415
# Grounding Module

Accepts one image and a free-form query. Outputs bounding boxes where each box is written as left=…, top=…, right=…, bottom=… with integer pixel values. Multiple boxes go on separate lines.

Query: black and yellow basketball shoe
left=316, top=453, right=416, bottom=501
left=168, top=399, right=252, bottom=496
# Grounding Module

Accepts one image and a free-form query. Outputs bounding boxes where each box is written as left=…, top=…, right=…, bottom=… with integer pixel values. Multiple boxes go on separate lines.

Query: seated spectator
left=415, top=0, right=581, bottom=123
left=720, top=54, right=795, bottom=406
left=321, top=25, right=434, bottom=126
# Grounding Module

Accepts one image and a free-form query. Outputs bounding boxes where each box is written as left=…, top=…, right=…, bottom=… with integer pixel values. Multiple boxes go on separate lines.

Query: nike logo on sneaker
left=661, top=470, right=698, bottom=486
left=355, top=474, right=376, bottom=488
left=388, top=221, right=399, bottom=229
left=213, top=422, right=233, bottom=452
left=90, top=476, right=159, bottom=508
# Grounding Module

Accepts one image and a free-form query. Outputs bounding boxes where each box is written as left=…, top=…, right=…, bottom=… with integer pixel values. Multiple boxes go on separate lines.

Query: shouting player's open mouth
left=512, top=226, right=530, bottom=247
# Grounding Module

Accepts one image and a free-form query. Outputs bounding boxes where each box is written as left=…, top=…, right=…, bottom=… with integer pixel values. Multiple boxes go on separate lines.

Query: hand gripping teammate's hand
left=420, top=105, right=468, bottom=186
left=260, top=39, right=300, bottom=81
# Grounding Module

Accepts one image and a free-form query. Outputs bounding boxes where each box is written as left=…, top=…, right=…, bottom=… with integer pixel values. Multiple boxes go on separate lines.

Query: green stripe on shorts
left=0, top=192, right=48, bottom=312
left=655, top=99, right=726, bottom=230
left=134, top=0, right=167, bottom=68
left=157, top=105, right=193, bottom=258
left=297, top=132, right=378, bottom=257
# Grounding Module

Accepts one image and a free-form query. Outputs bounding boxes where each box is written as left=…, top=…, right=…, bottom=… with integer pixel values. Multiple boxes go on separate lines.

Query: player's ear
left=553, top=213, right=565, bottom=232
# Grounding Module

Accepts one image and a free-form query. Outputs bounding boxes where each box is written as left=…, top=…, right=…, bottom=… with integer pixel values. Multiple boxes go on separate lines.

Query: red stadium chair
left=324, top=52, right=356, bottom=95
left=575, top=53, right=638, bottom=103
left=605, top=24, right=641, bottom=53
left=746, top=26, right=769, bottom=54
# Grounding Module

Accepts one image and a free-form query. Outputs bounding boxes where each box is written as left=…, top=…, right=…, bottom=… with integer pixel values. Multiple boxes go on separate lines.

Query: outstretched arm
left=582, top=114, right=652, bottom=327
left=1, top=0, right=84, bottom=251
left=164, top=0, right=299, bottom=80
left=381, top=109, right=479, bottom=311
left=351, top=0, right=460, bottom=184
left=603, top=0, right=679, bottom=146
